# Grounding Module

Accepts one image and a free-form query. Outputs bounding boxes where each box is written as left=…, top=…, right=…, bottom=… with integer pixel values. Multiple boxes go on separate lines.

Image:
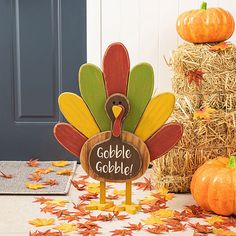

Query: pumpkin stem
left=228, top=156, right=236, bottom=168
left=201, top=2, right=207, bottom=10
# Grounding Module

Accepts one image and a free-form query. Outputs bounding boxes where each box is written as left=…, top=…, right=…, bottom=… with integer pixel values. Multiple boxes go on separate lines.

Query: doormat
left=0, top=161, right=77, bottom=195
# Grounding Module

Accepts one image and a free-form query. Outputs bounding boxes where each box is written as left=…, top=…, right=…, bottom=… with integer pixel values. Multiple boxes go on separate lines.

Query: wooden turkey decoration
left=54, top=43, right=183, bottom=214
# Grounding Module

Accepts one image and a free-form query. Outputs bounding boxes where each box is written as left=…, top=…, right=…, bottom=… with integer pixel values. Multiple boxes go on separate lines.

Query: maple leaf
left=33, top=197, right=52, bottom=204
left=0, top=171, right=13, bottom=179
left=113, top=189, right=125, bottom=196
left=213, top=227, right=236, bottom=236
left=51, top=160, right=70, bottom=167
left=193, top=107, right=216, bottom=121
left=78, top=228, right=100, bottom=236
left=79, top=193, right=98, bottom=201
left=59, top=214, right=80, bottom=223
left=34, top=168, right=54, bottom=174
left=40, top=205, right=57, bottom=213
left=205, top=215, right=225, bottom=225
left=110, top=229, right=132, bottom=236
left=164, top=219, right=186, bottom=232
left=186, top=70, right=204, bottom=87
left=77, top=221, right=101, bottom=230
left=56, top=169, right=73, bottom=176
left=25, top=182, right=45, bottom=190
left=185, top=205, right=210, bottom=218
left=45, top=198, right=69, bottom=207
left=28, top=173, right=42, bottom=182
left=155, top=187, right=174, bottom=200
left=107, top=194, right=119, bottom=200
left=43, top=179, right=58, bottom=186
left=29, top=218, right=55, bottom=227
left=124, top=222, right=143, bottom=231
left=188, top=222, right=213, bottom=234
left=114, top=211, right=130, bottom=221
left=71, top=180, right=86, bottom=191
left=29, top=229, right=63, bottom=236
left=133, top=177, right=153, bottom=191
left=151, top=208, right=175, bottom=218
left=209, top=42, right=233, bottom=52
left=86, top=213, right=114, bottom=222
left=54, top=223, right=77, bottom=233
left=142, top=216, right=164, bottom=225
left=52, top=209, right=70, bottom=218
left=27, top=159, right=40, bottom=167
left=146, top=225, right=169, bottom=234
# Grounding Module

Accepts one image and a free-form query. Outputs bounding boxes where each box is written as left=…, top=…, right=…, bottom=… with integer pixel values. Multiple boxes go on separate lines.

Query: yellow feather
left=58, top=92, right=100, bottom=138
left=134, top=93, right=175, bottom=141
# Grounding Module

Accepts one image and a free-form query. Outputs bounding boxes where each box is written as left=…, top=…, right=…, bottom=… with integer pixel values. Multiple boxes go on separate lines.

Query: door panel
left=0, top=0, right=86, bottom=161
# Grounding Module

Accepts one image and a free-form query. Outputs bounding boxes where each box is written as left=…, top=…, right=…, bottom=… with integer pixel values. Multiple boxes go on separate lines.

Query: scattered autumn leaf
left=45, top=198, right=69, bottom=207
left=33, top=197, right=52, bottom=204
left=71, top=180, right=86, bottom=191
left=155, top=187, right=174, bottom=200
left=51, top=160, right=70, bottom=167
left=40, top=205, right=57, bottom=214
left=146, top=225, right=169, bottom=234
left=193, top=107, right=216, bottom=121
left=151, top=208, right=175, bottom=218
left=56, top=169, right=73, bottom=176
left=29, top=229, right=62, bottom=236
left=133, top=177, right=153, bottom=191
left=27, top=159, right=40, bottom=167
left=185, top=205, right=210, bottom=218
left=54, top=223, right=77, bottom=233
left=79, top=193, right=98, bottom=201
left=107, top=194, right=119, bottom=200
left=164, top=219, right=186, bottom=232
left=25, top=182, right=45, bottom=190
left=0, top=171, right=13, bottom=179
left=34, top=168, right=54, bottom=174
left=205, top=215, right=225, bottom=225
left=113, top=189, right=125, bottom=196
left=142, top=216, right=164, bottom=225
left=124, top=223, right=143, bottom=231
left=28, top=173, right=42, bottom=182
left=186, top=70, right=204, bottom=87
left=110, top=229, right=132, bottom=236
left=29, top=218, right=55, bottom=227
left=209, top=42, right=233, bottom=52
left=114, top=212, right=130, bottom=221
left=188, top=222, right=212, bottom=234
left=52, top=209, right=70, bottom=218
left=213, top=227, right=236, bottom=236
left=43, top=179, right=59, bottom=186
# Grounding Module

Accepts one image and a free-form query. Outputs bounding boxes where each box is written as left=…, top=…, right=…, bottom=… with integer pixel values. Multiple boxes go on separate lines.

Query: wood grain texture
left=58, top=92, right=100, bottom=138
left=134, top=93, right=175, bottom=141
left=80, top=131, right=150, bottom=183
left=145, top=122, right=183, bottom=161
left=103, top=42, right=130, bottom=96
left=123, top=63, right=154, bottom=132
left=54, top=123, right=87, bottom=158
left=79, top=64, right=110, bottom=131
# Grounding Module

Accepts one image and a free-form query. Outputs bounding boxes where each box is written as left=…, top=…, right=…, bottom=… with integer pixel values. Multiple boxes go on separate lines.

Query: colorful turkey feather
left=55, top=42, right=182, bottom=161
left=79, top=63, right=110, bottom=131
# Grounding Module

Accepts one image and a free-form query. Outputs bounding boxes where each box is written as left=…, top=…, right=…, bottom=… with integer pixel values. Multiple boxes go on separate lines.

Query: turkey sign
left=89, top=137, right=142, bottom=181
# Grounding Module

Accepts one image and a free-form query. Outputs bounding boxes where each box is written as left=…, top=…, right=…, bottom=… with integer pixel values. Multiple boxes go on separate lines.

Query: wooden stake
left=100, top=181, right=106, bottom=204
left=126, top=181, right=132, bottom=205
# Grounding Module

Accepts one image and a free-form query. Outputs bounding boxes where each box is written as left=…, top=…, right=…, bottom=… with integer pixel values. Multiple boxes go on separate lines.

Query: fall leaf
left=78, top=228, right=100, bottom=236
left=188, top=222, right=212, bottom=234
left=34, top=168, right=54, bottom=175
left=146, top=225, right=169, bottom=234
left=142, top=216, right=164, bottom=225
left=77, top=221, right=101, bottom=230
left=209, top=42, right=233, bottom=52
left=185, top=205, right=210, bottom=218
left=45, top=198, right=69, bottom=207
left=0, top=171, right=13, bottom=179
left=79, top=193, right=98, bottom=201
left=51, top=160, right=70, bottom=167
left=213, top=227, right=236, bottom=236
left=28, top=173, right=42, bottom=182
left=151, top=208, right=175, bottom=218
left=54, top=223, right=77, bottom=233
left=186, top=70, right=204, bottom=87
left=124, top=223, right=143, bottom=231
left=33, top=197, right=52, bottom=204
left=107, top=194, right=119, bottom=200
left=205, top=215, right=225, bottom=225
left=25, top=182, right=45, bottom=190
left=52, top=209, right=70, bottom=218
left=86, top=213, right=114, bottom=222
left=40, top=205, right=57, bottom=213
left=73, top=202, right=89, bottom=213
left=56, top=169, right=73, bottom=176
left=110, top=229, right=132, bottom=236
left=114, top=211, right=130, bottom=221
left=139, top=195, right=157, bottom=205
left=133, top=177, right=153, bottom=191
left=27, top=159, right=39, bottom=167
left=113, top=189, right=125, bottom=196
left=193, top=107, right=216, bottom=121
left=29, top=229, right=62, bottom=236
left=29, top=218, right=55, bottom=227
left=43, top=179, right=58, bottom=186
left=164, top=219, right=186, bottom=232
left=71, top=180, right=86, bottom=191
left=155, top=187, right=174, bottom=200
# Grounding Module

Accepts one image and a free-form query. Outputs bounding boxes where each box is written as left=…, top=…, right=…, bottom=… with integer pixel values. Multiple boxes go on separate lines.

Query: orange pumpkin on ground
left=176, top=2, right=235, bottom=43
left=191, top=156, right=236, bottom=216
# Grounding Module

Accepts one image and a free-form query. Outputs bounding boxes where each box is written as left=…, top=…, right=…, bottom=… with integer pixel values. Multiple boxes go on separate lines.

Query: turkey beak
left=112, top=105, right=123, bottom=118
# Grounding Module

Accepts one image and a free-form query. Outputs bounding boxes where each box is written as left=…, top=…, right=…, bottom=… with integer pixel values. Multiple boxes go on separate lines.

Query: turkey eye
left=119, top=101, right=122, bottom=105
left=112, top=101, right=116, bottom=105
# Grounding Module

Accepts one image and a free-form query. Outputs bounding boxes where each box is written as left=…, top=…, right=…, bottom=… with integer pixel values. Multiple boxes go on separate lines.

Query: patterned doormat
left=0, top=161, right=77, bottom=195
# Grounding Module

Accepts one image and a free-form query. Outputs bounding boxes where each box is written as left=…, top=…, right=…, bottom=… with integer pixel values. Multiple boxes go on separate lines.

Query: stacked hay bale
left=151, top=43, right=236, bottom=192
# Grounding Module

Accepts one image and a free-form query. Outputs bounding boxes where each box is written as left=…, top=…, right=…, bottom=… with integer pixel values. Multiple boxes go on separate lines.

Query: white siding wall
left=87, top=0, right=236, bottom=92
